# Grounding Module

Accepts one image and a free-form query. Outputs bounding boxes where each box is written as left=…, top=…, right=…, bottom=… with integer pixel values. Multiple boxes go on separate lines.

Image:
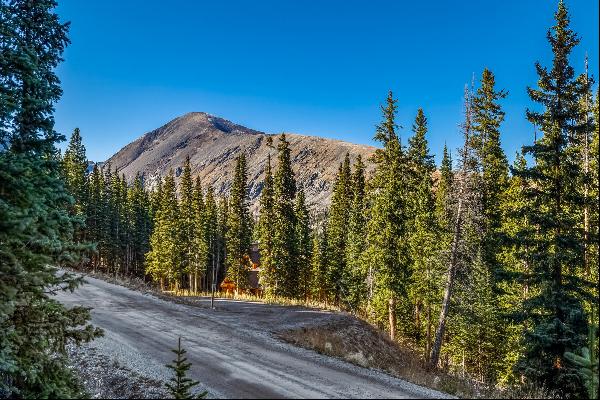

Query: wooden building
left=220, top=242, right=262, bottom=296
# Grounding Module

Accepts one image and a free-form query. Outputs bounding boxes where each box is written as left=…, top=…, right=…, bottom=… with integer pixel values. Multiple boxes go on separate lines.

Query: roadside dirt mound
left=277, top=317, right=472, bottom=398
left=278, top=318, right=414, bottom=373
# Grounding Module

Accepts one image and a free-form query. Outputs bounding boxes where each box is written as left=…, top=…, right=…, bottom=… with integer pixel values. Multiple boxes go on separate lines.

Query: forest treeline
left=1, top=0, right=598, bottom=398
left=60, top=2, right=599, bottom=397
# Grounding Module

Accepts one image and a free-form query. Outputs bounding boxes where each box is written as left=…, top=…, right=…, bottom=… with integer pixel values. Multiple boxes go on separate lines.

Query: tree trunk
left=415, top=301, right=421, bottom=341
left=426, top=303, right=432, bottom=359
left=388, top=295, right=396, bottom=341
left=583, top=58, right=590, bottom=277
left=430, top=195, right=463, bottom=369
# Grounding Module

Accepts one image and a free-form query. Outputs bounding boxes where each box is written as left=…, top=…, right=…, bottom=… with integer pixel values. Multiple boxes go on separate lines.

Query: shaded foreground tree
left=511, top=1, right=592, bottom=396
left=0, top=0, right=102, bottom=397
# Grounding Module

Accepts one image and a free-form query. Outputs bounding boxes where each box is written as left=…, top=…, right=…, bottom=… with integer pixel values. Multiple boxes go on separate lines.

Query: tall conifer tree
left=191, top=176, right=207, bottom=293
left=225, top=154, right=252, bottom=292
left=406, top=109, right=442, bottom=354
left=0, top=1, right=102, bottom=396
left=146, top=171, right=181, bottom=291
left=514, top=2, right=591, bottom=395
left=62, top=127, right=88, bottom=216
left=180, top=156, right=195, bottom=290
left=258, top=154, right=276, bottom=295
left=326, top=153, right=352, bottom=304
left=203, top=187, right=219, bottom=292
left=295, top=188, right=312, bottom=299
left=272, top=134, right=298, bottom=297
left=364, top=91, right=411, bottom=340
left=344, top=156, right=367, bottom=309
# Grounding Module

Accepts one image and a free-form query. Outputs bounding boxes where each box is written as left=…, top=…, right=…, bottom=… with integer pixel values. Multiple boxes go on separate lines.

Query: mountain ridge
left=105, top=112, right=377, bottom=213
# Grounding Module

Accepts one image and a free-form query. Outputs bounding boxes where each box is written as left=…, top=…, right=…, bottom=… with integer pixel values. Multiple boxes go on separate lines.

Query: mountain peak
left=106, top=114, right=376, bottom=212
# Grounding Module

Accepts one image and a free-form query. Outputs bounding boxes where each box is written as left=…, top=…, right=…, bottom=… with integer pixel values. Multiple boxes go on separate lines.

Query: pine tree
left=326, top=153, right=352, bottom=304
left=0, top=1, right=102, bottom=396
left=165, top=337, right=206, bottom=399
left=225, top=154, right=252, bottom=293
left=87, top=164, right=104, bottom=269
left=203, top=187, right=218, bottom=292
left=472, top=68, right=509, bottom=283
left=310, top=226, right=330, bottom=303
left=129, top=173, right=151, bottom=277
left=191, top=176, right=207, bottom=293
left=436, top=144, right=453, bottom=229
left=146, top=171, right=181, bottom=291
left=344, top=156, right=367, bottom=310
left=406, top=109, right=442, bottom=356
left=216, top=196, right=229, bottom=286
left=295, top=188, right=312, bottom=300
left=62, top=128, right=88, bottom=217
left=577, top=62, right=599, bottom=334
left=364, top=91, right=411, bottom=340
left=408, top=109, right=436, bottom=175
left=513, top=2, right=591, bottom=395
left=108, top=169, right=125, bottom=274
left=258, top=154, right=276, bottom=296
left=430, top=85, right=483, bottom=369
left=272, top=134, right=298, bottom=297
left=456, top=68, right=509, bottom=382
left=180, top=156, right=195, bottom=291
left=497, top=153, right=535, bottom=384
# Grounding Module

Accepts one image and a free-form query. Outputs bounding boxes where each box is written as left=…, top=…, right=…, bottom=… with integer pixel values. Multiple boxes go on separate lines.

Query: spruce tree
left=258, top=154, right=276, bottom=296
left=191, top=176, right=207, bottom=293
left=0, top=0, right=102, bottom=396
left=216, top=196, right=229, bottom=286
left=225, top=154, right=252, bottom=293
left=513, top=2, right=591, bottom=395
left=364, top=91, right=411, bottom=340
left=129, top=173, right=151, bottom=277
left=472, top=68, right=509, bottom=282
left=165, top=337, right=206, bottom=399
left=180, top=156, right=195, bottom=290
left=406, top=109, right=442, bottom=355
left=497, top=153, right=536, bottom=384
left=430, top=86, right=483, bottom=369
left=457, top=68, right=509, bottom=382
left=344, top=156, right=367, bottom=310
left=203, top=187, right=218, bottom=292
left=408, top=109, right=436, bottom=175
left=272, top=134, right=298, bottom=297
left=62, top=127, right=88, bottom=217
left=326, top=153, right=352, bottom=304
left=436, top=144, right=453, bottom=228
left=87, top=164, right=103, bottom=269
left=295, top=188, right=312, bottom=300
left=310, top=226, right=330, bottom=304
left=146, top=171, right=181, bottom=291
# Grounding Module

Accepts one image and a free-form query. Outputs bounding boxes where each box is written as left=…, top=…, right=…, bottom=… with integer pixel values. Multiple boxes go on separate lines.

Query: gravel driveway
left=55, top=275, right=450, bottom=399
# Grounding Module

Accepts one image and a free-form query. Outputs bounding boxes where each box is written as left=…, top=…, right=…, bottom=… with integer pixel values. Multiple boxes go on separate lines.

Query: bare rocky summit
left=105, top=112, right=376, bottom=213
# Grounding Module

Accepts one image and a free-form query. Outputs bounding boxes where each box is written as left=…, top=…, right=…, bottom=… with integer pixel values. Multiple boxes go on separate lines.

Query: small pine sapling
left=165, top=337, right=207, bottom=399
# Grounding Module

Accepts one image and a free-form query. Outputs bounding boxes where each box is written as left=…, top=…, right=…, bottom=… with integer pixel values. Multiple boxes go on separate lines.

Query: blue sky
left=54, top=0, right=599, bottom=164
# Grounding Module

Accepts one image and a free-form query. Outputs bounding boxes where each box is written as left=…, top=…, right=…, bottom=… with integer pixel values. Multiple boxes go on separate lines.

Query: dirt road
left=56, top=275, right=449, bottom=399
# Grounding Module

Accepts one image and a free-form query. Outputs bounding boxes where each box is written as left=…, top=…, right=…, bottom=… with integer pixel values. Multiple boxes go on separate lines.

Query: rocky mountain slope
left=105, top=112, right=377, bottom=213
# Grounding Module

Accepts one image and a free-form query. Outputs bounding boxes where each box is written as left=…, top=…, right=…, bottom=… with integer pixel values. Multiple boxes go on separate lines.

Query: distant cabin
left=220, top=242, right=262, bottom=296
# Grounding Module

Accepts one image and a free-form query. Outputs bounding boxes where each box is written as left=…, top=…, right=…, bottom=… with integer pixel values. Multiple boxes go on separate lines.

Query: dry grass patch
left=277, top=318, right=552, bottom=399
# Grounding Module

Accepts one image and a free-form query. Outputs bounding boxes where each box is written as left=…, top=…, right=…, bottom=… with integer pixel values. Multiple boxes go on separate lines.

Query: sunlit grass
left=165, top=288, right=342, bottom=312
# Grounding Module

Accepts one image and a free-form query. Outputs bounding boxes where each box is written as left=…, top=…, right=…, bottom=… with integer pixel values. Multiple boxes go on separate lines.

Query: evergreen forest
left=1, top=0, right=598, bottom=398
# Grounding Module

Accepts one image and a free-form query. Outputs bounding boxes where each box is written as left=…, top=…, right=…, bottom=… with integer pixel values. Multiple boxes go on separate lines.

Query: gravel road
left=55, top=275, right=450, bottom=399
